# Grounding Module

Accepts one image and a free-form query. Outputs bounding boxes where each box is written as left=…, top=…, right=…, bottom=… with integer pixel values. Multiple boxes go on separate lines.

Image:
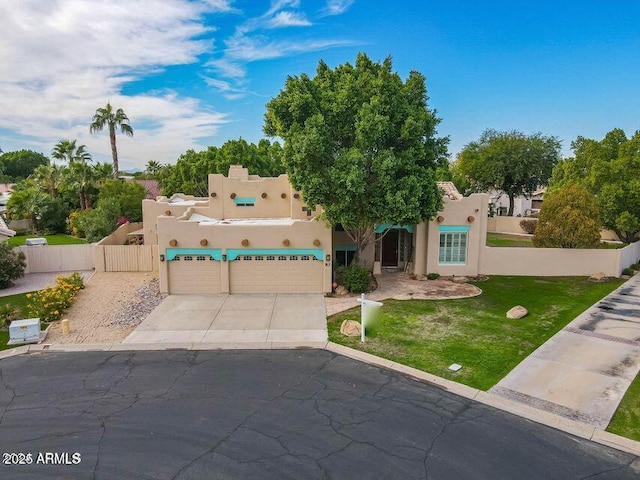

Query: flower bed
left=26, top=273, right=85, bottom=322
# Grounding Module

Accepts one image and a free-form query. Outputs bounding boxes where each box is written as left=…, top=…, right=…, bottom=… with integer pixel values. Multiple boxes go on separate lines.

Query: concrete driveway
left=123, top=293, right=327, bottom=347
left=1, top=350, right=638, bottom=479
left=493, top=275, right=640, bottom=429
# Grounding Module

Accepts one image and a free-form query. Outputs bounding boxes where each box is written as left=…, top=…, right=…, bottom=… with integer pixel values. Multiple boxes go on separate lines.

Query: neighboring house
left=0, top=183, right=15, bottom=216
left=124, top=178, right=162, bottom=200
left=142, top=166, right=488, bottom=295
left=0, top=213, right=16, bottom=243
left=487, top=187, right=545, bottom=217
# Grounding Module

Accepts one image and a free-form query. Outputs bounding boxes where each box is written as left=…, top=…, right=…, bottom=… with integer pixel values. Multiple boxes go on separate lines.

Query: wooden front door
left=381, top=230, right=399, bottom=267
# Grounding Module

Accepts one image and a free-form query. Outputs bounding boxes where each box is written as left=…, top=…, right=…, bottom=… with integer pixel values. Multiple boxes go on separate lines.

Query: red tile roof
left=124, top=179, right=162, bottom=199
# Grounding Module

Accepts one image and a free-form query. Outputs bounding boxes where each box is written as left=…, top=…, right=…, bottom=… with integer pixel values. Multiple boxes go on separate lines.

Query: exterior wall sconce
left=230, top=193, right=236, bottom=199
left=169, top=239, right=177, bottom=247
left=241, top=239, right=249, bottom=246
left=164, top=210, right=172, bottom=216
left=313, top=239, right=321, bottom=246
left=222, top=254, right=227, bottom=261
left=326, top=254, right=331, bottom=262
left=281, top=193, right=287, bottom=199
left=294, top=193, right=300, bottom=199
left=261, top=192, right=268, bottom=198
left=283, top=239, right=290, bottom=246
left=160, top=254, right=165, bottom=262
left=467, top=216, right=475, bottom=223
left=210, top=192, right=217, bottom=197
left=436, top=216, right=444, bottom=223
left=200, top=239, right=208, bottom=246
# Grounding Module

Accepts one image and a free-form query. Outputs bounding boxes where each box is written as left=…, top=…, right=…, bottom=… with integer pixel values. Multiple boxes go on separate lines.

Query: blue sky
left=1, top=0, right=638, bottom=170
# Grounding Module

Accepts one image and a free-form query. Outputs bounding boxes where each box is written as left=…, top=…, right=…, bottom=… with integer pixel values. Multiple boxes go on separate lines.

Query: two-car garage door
left=168, top=254, right=323, bottom=294
left=230, top=255, right=322, bottom=293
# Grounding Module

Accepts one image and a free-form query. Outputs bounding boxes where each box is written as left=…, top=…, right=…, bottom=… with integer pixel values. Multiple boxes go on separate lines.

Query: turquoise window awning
left=233, top=197, right=255, bottom=205
left=335, top=245, right=357, bottom=251
left=166, top=248, right=222, bottom=261
left=227, top=249, right=324, bottom=261
left=374, top=224, right=415, bottom=234
left=438, top=225, right=471, bottom=233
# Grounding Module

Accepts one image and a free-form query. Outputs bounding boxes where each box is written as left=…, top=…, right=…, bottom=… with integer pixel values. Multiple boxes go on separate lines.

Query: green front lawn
left=486, top=232, right=534, bottom=247
left=8, top=234, right=87, bottom=247
left=607, top=373, right=640, bottom=441
left=328, top=276, right=623, bottom=391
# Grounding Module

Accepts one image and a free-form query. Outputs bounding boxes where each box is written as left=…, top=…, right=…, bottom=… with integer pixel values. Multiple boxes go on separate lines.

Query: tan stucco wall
left=157, top=216, right=332, bottom=293
left=421, top=193, right=488, bottom=276
left=96, top=222, right=144, bottom=245
left=142, top=196, right=208, bottom=245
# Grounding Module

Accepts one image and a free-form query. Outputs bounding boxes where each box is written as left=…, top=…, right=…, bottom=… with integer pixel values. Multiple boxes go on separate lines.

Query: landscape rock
left=335, top=285, right=349, bottom=296
left=452, top=276, right=469, bottom=284
left=588, top=272, right=608, bottom=283
left=340, top=320, right=361, bottom=337
left=392, top=294, right=412, bottom=300
left=506, top=305, right=528, bottom=319
left=109, top=278, right=166, bottom=328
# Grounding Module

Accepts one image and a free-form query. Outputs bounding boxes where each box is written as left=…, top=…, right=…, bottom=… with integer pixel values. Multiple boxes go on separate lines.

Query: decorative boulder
left=392, top=294, right=412, bottom=300
left=452, top=276, right=469, bottom=284
left=340, top=320, right=361, bottom=337
left=588, top=272, right=608, bottom=282
left=506, top=306, right=528, bottom=319
left=335, top=285, right=349, bottom=296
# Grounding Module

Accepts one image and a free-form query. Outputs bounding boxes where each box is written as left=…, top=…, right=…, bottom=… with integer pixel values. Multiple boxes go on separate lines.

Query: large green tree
left=453, top=129, right=561, bottom=215
left=98, top=179, right=146, bottom=222
left=549, top=128, right=640, bottom=243
left=160, top=139, right=285, bottom=196
left=264, top=53, right=447, bottom=264
left=0, top=150, right=49, bottom=180
left=51, top=139, right=92, bottom=164
left=533, top=183, right=601, bottom=248
left=90, top=102, right=133, bottom=177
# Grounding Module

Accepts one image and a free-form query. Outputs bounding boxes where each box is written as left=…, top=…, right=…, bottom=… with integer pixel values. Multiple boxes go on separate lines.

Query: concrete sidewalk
left=124, top=293, right=327, bottom=346
left=492, top=275, right=640, bottom=429
left=0, top=270, right=94, bottom=296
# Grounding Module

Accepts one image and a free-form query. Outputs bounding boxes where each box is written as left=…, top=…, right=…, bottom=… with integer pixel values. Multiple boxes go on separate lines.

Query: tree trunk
left=79, top=191, right=85, bottom=210
left=110, top=125, right=118, bottom=178
left=345, top=225, right=376, bottom=268
left=508, top=193, right=515, bottom=216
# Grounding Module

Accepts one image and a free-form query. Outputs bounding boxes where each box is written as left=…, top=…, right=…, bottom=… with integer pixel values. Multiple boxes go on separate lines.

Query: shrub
left=0, top=304, right=20, bottom=329
left=26, top=273, right=85, bottom=322
left=0, top=243, right=26, bottom=289
left=342, top=264, right=371, bottom=293
left=426, top=273, right=440, bottom=280
left=533, top=184, right=601, bottom=248
left=622, top=267, right=635, bottom=276
left=519, top=218, right=538, bottom=234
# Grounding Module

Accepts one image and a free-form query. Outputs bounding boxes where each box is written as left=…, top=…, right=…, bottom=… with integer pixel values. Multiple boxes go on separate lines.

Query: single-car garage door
left=230, top=254, right=323, bottom=293
left=168, top=255, right=221, bottom=294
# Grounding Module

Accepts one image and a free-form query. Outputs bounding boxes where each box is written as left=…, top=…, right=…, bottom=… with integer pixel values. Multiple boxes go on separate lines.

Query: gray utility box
left=9, top=318, right=41, bottom=343
left=25, top=237, right=48, bottom=246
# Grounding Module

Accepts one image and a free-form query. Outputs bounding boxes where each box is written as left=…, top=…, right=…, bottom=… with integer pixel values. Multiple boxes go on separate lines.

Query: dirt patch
left=46, top=272, right=158, bottom=344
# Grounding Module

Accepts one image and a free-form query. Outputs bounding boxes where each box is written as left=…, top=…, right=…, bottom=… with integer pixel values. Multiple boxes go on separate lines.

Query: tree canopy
left=453, top=129, right=561, bottom=215
left=533, top=183, right=601, bottom=248
left=264, top=53, right=447, bottom=264
left=0, top=150, right=49, bottom=180
left=160, top=139, right=285, bottom=197
left=549, top=128, right=640, bottom=243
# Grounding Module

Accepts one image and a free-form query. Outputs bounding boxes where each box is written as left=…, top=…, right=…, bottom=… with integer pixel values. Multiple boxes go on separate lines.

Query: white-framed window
left=438, top=229, right=468, bottom=265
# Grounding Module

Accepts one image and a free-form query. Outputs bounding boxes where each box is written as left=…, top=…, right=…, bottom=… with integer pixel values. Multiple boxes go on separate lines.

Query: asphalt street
left=0, top=349, right=638, bottom=479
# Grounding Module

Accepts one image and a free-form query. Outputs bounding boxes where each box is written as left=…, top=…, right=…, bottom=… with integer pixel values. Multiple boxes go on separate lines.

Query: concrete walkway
left=492, top=275, right=640, bottom=429
left=325, top=272, right=481, bottom=316
left=0, top=270, right=94, bottom=296
left=124, top=293, right=327, bottom=347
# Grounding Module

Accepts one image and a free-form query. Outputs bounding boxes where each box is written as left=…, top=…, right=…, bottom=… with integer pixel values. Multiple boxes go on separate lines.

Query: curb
left=1, top=340, right=638, bottom=457
left=324, top=342, right=640, bottom=457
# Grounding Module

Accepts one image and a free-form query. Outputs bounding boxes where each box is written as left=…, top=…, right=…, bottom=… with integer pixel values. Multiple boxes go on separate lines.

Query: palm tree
left=6, top=187, right=49, bottom=233
left=89, top=103, right=133, bottom=177
left=65, top=163, right=99, bottom=210
left=31, top=164, right=64, bottom=198
left=145, top=160, right=162, bottom=176
left=51, top=139, right=92, bottom=164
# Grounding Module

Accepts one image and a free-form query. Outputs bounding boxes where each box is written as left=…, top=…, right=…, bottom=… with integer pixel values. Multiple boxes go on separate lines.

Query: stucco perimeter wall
left=619, top=241, right=640, bottom=270
left=479, top=245, right=630, bottom=277
left=487, top=216, right=629, bottom=242
left=142, top=197, right=208, bottom=245
left=422, top=193, right=489, bottom=276
left=157, top=216, right=332, bottom=293
left=96, top=222, right=144, bottom=246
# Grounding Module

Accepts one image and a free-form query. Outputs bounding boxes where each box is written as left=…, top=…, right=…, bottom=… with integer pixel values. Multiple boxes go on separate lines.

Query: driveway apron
left=492, top=275, right=640, bottom=429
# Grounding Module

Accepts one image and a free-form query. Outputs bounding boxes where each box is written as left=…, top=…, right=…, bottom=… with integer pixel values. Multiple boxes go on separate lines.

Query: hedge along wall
left=479, top=243, right=638, bottom=277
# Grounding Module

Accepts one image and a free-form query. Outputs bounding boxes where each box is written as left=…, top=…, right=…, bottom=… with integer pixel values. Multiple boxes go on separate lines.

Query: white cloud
left=323, top=0, right=355, bottom=16
left=267, top=11, right=312, bottom=28
left=0, top=0, right=232, bottom=169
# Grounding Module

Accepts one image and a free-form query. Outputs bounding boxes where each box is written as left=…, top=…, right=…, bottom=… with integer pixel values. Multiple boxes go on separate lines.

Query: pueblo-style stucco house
left=142, top=166, right=488, bottom=295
